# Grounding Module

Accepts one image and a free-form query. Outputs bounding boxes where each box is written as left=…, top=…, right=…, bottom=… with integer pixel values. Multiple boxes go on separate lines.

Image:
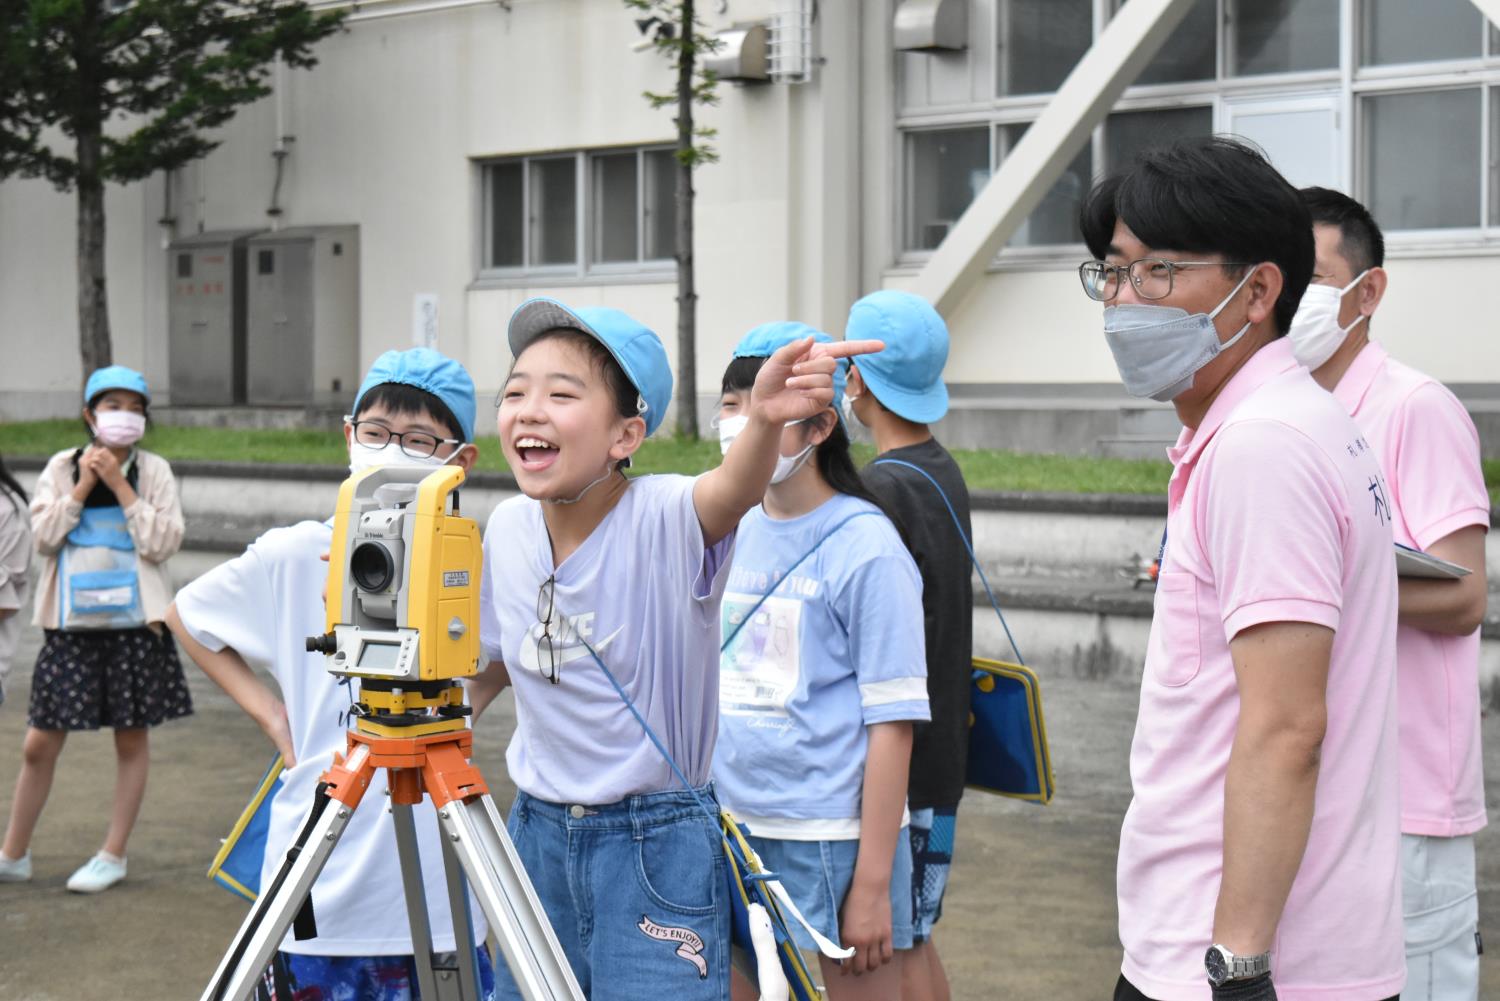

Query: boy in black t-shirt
left=844, top=290, right=973, bottom=1001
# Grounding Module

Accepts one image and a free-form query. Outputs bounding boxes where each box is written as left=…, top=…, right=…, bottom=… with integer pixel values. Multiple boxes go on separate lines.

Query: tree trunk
left=673, top=0, right=699, bottom=439
left=76, top=127, right=113, bottom=381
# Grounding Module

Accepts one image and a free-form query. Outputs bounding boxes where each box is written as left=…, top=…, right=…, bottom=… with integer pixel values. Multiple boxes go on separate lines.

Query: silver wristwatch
left=1204, top=944, right=1271, bottom=987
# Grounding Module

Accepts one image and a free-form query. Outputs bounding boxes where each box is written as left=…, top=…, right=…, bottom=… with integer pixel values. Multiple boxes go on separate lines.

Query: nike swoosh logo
left=518, top=624, right=623, bottom=672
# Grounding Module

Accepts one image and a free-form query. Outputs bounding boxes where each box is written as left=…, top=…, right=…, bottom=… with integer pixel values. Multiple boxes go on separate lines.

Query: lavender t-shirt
left=479, top=474, right=734, bottom=805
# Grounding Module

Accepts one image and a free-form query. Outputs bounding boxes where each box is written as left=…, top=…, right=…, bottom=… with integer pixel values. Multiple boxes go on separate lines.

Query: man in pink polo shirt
left=1081, top=137, right=1404, bottom=1001
left=1289, top=186, right=1489, bottom=1001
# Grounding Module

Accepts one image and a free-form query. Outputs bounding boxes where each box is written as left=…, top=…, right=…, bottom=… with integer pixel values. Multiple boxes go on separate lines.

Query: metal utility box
left=245, top=226, right=359, bottom=407
left=167, top=230, right=261, bottom=405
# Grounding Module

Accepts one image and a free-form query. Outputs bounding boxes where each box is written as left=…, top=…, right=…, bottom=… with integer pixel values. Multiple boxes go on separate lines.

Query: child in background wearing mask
left=0, top=366, right=192, bottom=893
left=166, top=349, right=497, bottom=1000
left=465, top=301, right=879, bottom=1000
left=843, top=291, right=973, bottom=1001
left=712, top=323, right=928, bottom=1000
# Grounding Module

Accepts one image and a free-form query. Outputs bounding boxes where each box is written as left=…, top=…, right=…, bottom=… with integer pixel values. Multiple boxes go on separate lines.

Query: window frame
left=891, top=0, right=1500, bottom=271
left=476, top=144, right=678, bottom=284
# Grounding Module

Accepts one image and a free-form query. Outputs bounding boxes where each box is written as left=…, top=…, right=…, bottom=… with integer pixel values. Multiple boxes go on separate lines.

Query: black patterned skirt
left=28, top=628, right=194, bottom=731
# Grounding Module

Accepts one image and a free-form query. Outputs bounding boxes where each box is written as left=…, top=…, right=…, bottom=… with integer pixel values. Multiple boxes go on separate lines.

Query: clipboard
left=207, top=755, right=284, bottom=901
left=1394, top=543, right=1471, bottom=580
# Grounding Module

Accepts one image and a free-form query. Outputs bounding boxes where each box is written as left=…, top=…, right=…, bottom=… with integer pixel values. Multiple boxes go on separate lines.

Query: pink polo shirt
left=1118, top=339, right=1404, bottom=1000
left=1333, top=342, right=1490, bottom=838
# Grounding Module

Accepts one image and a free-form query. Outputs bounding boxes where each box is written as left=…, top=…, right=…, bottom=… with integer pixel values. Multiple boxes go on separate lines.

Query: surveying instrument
left=200, top=465, right=584, bottom=1001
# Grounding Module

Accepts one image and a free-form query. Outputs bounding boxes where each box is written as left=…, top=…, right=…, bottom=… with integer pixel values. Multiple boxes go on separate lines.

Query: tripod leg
left=391, top=799, right=441, bottom=1000
left=437, top=832, right=484, bottom=1001
left=436, top=793, right=584, bottom=1001
left=199, top=784, right=354, bottom=1001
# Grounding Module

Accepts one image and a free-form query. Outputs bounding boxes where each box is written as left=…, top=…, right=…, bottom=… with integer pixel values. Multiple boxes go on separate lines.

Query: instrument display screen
left=357, top=640, right=402, bottom=671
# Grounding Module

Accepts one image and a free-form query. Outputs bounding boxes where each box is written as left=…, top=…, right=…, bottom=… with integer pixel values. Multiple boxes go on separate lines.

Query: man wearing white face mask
left=1085, top=138, right=1403, bottom=1001
left=1293, top=187, right=1489, bottom=1001
left=167, top=349, right=499, bottom=998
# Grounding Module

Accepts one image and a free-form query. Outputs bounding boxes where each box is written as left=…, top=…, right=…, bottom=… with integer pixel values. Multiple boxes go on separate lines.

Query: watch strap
left=1228, top=950, right=1270, bottom=980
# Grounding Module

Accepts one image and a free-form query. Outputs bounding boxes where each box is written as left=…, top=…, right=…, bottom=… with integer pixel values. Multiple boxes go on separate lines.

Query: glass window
left=999, top=123, right=1092, bottom=246
left=643, top=149, right=677, bottom=261
left=1362, top=0, right=1484, bottom=67
left=528, top=157, right=577, bottom=267
left=1135, top=0, right=1216, bottom=85
left=1232, top=0, right=1338, bottom=76
left=1490, top=87, right=1499, bottom=228
left=997, top=0, right=1092, bottom=97
left=1364, top=89, right=1482, bottom=230
left=487, top=161, right=524, bottom=269
left=591, top=152, right=637, bottom=264
left=905, top=127, right=991, bottom=252
left=1105, top=106, right=1214, bottom=172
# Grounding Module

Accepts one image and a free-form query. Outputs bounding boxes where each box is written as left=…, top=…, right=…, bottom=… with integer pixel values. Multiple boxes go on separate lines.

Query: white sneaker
left=0, top=852, right=31, bottom=882
left=65, top=853, right=126, bottom=893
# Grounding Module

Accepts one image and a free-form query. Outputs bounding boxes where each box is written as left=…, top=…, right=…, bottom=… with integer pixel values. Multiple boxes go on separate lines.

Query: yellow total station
left=310, top=465, right=482, bottom=736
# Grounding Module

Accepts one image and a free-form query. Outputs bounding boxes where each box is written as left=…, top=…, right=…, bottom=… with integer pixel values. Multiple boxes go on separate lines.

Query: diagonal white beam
left=1468, top=0, right=1500, bottom=26
left=914, top=0, right=1196, bottom=315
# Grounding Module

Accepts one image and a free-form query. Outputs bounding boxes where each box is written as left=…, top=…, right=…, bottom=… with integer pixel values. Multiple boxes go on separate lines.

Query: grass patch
left=2, top=420, right=1493, bottom=501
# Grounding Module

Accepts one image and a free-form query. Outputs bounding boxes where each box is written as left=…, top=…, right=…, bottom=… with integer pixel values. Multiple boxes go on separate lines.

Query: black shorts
left=28, top=627, right=193, bottom=730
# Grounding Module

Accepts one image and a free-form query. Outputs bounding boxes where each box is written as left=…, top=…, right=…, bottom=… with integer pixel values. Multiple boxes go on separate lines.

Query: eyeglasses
left=535, top=574, right=560, bottom=685
left=344, top=418, right=460, bottom=460
left=1078, top=258, right=1249, bottom=303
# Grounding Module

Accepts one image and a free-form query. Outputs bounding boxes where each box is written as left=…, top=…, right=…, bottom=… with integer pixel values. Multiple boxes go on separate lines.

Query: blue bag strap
left=718, top=510, right=882, bottom=654
left=870, top=457, right=1025, bottom=667
left=570, top=510, right=881, bottom=830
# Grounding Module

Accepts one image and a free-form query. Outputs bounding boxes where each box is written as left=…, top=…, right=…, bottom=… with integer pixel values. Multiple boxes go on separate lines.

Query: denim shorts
left=743, top=829, right=914, bottom=955
left=491, top=786, right=730, bottom=1001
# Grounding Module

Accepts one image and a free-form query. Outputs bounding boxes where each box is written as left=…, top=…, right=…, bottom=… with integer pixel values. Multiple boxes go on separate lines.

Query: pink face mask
left=92, top=411, right=146, bottom=448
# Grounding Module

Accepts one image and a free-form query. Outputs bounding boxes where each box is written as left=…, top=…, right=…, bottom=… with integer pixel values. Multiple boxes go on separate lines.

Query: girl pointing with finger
left=469, top=299, right=882, bottom=1000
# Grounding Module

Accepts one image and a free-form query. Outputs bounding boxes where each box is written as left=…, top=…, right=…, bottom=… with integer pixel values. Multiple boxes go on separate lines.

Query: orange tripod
left=200, top=708, right=584, bottom=1001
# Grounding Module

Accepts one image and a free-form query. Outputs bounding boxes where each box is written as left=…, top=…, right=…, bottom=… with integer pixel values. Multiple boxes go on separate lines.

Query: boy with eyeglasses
left=166, top=349, right=496, bottom=1000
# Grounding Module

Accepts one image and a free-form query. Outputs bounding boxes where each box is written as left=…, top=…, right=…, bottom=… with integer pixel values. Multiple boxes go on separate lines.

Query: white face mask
left=1286, top=270, right=1370, bottom=371
left=91, top=411, right=146, bottom=448
left=770, top=442, right=815, bottom=485
left=349, top=440, right=458, bottom=476
left=717, top=413, right=814, bottom=484
left=717, top=414, right=749, bottom=456
left=840, top=392, right=866, bottom=432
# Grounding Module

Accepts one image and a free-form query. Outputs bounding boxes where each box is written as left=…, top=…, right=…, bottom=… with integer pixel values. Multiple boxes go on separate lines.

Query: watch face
left=1205, top=946, right=1229, bottom=985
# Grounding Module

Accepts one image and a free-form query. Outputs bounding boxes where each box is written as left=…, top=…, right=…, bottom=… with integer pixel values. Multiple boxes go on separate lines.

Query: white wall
left=1, top=0, right=1496, bottom=424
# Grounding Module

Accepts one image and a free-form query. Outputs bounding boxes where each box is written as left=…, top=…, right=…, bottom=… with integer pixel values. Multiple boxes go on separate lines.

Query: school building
left=3, top=0, right=1499, bottom=456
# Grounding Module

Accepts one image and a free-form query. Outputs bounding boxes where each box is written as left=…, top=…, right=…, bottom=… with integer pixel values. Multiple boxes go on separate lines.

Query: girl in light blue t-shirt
left=712, top=323, right=931, bottom=1001
left=468, top=300, right=883, bottom=1000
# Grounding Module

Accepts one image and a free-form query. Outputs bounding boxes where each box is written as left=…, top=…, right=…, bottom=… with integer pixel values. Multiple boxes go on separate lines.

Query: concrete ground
left=0, top=622, right=1496, bottom=1000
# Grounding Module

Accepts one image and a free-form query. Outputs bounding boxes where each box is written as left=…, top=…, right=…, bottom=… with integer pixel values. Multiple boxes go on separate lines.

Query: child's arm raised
left=166, top=602, right=296, bottom=766
left=693, top=336, right=883, bottom=544
left=839, top=720, right=913, bottom=976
